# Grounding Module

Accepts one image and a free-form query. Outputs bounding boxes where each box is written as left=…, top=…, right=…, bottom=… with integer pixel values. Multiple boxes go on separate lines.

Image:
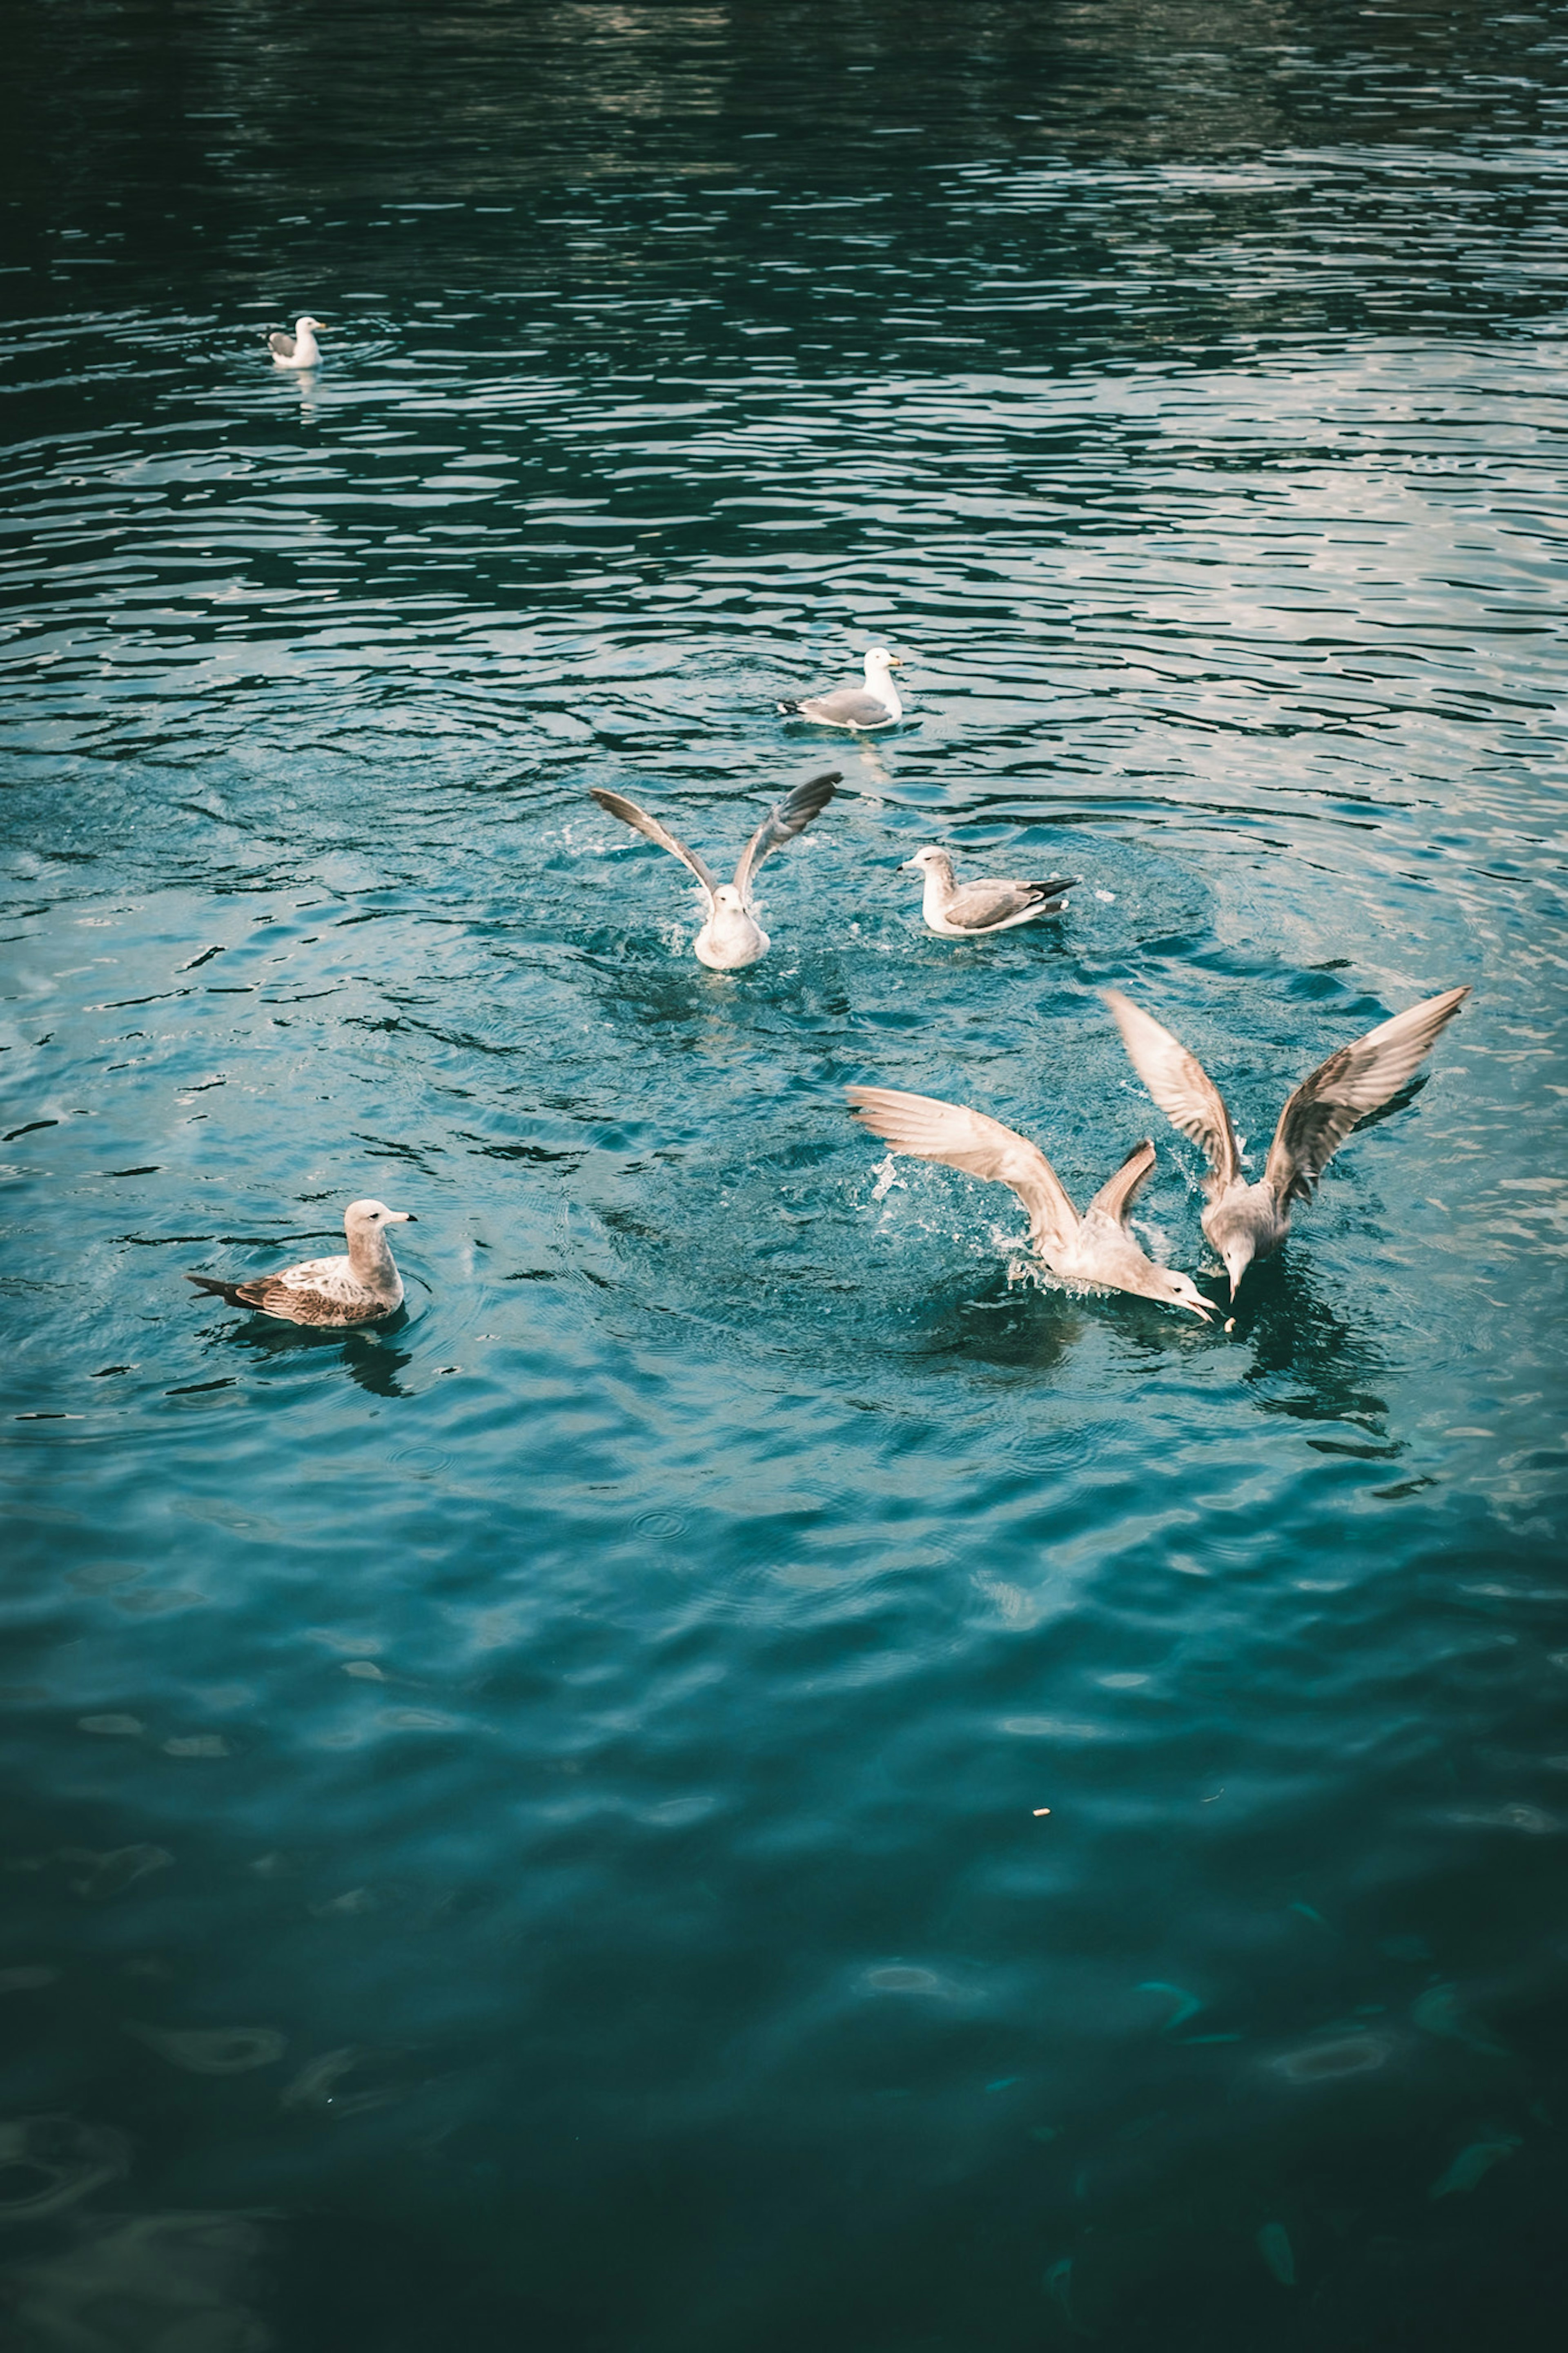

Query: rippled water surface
left=3, top=4, right=1568, bottom=2346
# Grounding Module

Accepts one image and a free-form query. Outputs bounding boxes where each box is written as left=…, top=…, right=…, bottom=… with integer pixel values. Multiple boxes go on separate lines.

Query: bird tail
left=775, top=698, right=805, bottom=715
left=186, top=1273, right=247, bottom=1305
left=1028, top=878, right=1078, bottom=902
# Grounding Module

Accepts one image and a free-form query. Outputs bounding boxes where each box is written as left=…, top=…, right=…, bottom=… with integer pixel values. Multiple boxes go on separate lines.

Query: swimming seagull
left=902, top=845, right=1078, bottom=938
left=846, top=1087, right=1214, bottom=1319
left=267, top=316, right=325, bottom=369
left=1103, top=984, right=1471, bottom=1298
left=590, top=771, right=840, bottom=970
left=778, top=648, right=904, bottom=731
left=186, top=1198, right=415, bottom=1326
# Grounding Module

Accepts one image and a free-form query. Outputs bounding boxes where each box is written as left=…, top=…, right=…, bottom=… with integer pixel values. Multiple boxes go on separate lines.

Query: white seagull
left=267, top=316, right=325, bottom=369
left=591, top=771, right=839, bottom=970
left=778, top=648, right=904, bottom=731
left=847, top=1087, right=1213, bottom=1319
left=186, top=1198, right=414, bottom=1326
left=1103, top=985, right=1471, bottom=1298
left=902, top=845, right=1078, bottom=938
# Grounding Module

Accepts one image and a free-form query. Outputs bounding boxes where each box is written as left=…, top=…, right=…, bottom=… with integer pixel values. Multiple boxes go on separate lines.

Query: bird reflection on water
left=210, top=1309, right=419, bottom=1401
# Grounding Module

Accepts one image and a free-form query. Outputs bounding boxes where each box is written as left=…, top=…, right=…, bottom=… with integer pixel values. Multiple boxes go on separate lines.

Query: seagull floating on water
left=902, top=845, right=1078, bottom=938
left=590, top=771, right=839, bottom=970
left=186, top=1198, right=415, bottom=1326
left=267, top=316, right=325, bottom=369
left=1103, top=984, right=1470, bottom=1298
left=847, top=1086, right=1213, bottom=1319
left=778, top=648, right=904, bottom=732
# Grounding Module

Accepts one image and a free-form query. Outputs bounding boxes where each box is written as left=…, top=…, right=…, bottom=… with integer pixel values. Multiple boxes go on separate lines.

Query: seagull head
left=1207, top=1205, right=1257, bottom=1299
left=713, top=883, right=745, bottom=912
left=1152, top=1266, right=1215, bottom=1321
left=1221, top=1244, right=1253, bottom=1300
left=345, top=1198, right=415, bottom=1237
left=296, top=317, right=325, bottom=335
left=901, top=845, right=946, bottom=874
left=864, top=647, right=902, bottom=675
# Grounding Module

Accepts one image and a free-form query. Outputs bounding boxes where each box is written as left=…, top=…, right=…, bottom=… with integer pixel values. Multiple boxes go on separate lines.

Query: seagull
left=590, top=771, right=839, bottom=970
left=186, top=1198, right=415, bottom=1326
left=267, top=316, right=325, bottom=369
left=902, top=845, right=1078, bottom=938
left=1103, top=985, right=1471, bottom=1298
left=846, top=1087, right=1214, bottom=1319
left=777, top=648, right=904, bottom=731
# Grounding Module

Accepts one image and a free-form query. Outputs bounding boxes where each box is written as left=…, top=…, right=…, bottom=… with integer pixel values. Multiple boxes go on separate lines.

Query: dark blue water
left=3, top=4, right=1567, bottom=2345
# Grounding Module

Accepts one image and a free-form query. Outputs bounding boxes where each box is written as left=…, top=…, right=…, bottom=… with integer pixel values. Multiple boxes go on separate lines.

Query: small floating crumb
left=1032, top=1808, right=1051, bottom=1817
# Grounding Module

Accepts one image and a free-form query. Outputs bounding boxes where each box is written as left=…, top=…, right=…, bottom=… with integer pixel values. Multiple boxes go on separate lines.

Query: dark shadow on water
left=904, top=1261, right=1213, bottom=1374
left=1229, top=1251, right=1394, bottom=1443
left=212, top=1310, right=418, bottom=1401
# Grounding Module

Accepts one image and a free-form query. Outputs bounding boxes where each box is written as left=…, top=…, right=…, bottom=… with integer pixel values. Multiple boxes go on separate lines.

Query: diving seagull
left=903, top=845, right=1078, bottom=938
left=267, top=316, right=325, bottom=369
left=186, top=1198, right=415, bottom=1326
left=777, top=648, right=904, bottom=731
left=846, top=1086, right=1213, bottom=1319
left=1103, top=984, right=1471, bottom=1298
left=590, top=771, right=839, bottom=970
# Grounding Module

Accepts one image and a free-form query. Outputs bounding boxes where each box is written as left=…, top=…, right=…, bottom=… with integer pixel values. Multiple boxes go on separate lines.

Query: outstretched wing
left=1264, top=985, right=1471, bottom=1207
left=1103, top=990, right=1240, bottom=1198
left=1083, top=1138, right=1157, bottom=1230
left=846, top=1086, right=1079, bottom=1255
left=733, top=771, right=840, bottom=897
left=590, top=789, right=716, bottom=903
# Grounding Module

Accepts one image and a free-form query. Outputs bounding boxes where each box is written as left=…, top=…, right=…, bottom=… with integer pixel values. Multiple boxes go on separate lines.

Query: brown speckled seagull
left=1103, top=985, right=1470, bottom=1298
left=186, top=1198, right=415, bottom=1326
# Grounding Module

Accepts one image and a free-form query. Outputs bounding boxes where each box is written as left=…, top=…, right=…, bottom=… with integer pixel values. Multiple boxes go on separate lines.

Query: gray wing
left=943, top=877, right=1076, bottom=931
left=796, top=689, right=895, bottom=727
left=846, top=1086, right=1080, bottom=1256
left=267, top=329, right=296, bottom=359
left=590, top=789, right=717, bottom=903
left=1103, top=990, right=1240, bottom=1198
left=1083, top=1139, right=1158, bottom=1229
left=1263, top=985, right=1471, bottom=1208
left=733, top=771, right=840, bottom=897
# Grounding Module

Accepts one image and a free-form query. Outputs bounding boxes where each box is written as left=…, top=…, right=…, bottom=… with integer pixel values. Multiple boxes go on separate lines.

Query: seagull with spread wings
left=1103, top=986, right=1470, bottom=1298
left=847, top=1086, right=1213, bottom=1319
left=590, top=772, right=839, bottom=970
left=186, top=1199, right=415, bottom=1326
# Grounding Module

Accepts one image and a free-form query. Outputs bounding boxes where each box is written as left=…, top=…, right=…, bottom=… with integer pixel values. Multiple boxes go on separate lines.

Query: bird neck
left=346, top=1225, right=396, bottom=1285
left=864, top=664, right=901, bottom=716
left=921, top=856, right=955, bottom=911
left=293, top=324, right=318, bottom=361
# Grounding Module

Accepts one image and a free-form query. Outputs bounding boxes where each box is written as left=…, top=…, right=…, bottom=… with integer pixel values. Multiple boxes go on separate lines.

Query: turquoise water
left=3, top=4, right=1567, bottom=2344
